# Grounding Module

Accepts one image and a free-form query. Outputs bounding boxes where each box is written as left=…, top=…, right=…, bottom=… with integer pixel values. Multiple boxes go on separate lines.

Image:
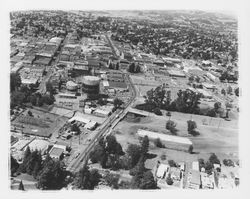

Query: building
left=192, top=161, right=200, bottom=171
left=93, top=109, right=111, bottom=118
left=27, top=139, right=50, bottom=155
left=187, top=170, right=201, bottom=189
left=137, top=129, right=193, bottom=151
left=66, top=81, right=78, bottom=91
left=200, top=171, right=214, bottom=189
left=49, top=144, right=66, bottom=159
left=168, top=69, right=186, bottom=78
left=156, top=163, right=170, bottom=179
left=82, top=76, right=100, bottom=94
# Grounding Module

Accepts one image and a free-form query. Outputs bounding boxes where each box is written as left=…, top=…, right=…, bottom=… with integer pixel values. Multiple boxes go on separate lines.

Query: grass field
left=113, top=111, right=238, bottom=169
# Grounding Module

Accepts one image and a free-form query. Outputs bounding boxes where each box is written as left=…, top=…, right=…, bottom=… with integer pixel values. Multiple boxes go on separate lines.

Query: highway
left=66, top=73, right=137, bottom=173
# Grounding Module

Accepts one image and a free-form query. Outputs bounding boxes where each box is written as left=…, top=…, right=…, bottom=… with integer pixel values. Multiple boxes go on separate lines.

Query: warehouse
left=93, top=109, right=111, bottom=118
left=168, top=69, right=186, bottom=78
left=137, top=129, right=192, bottom=151
left=26, top=139, right=50, bottom=155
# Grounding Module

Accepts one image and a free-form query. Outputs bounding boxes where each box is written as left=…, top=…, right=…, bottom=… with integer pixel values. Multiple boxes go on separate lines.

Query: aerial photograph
left=9, top=10, right=239, bottom=190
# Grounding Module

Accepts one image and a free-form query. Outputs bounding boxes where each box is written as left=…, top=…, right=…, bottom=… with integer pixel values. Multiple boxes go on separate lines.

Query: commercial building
left=27, top=139, right=50, bottom=155
left=137, top=129, right=193, bottom=151
left=93, top=109, right=111, bottom=118
left=49, top=144, right=66, bottom=159
left=82, top=76, right=100, bottom=94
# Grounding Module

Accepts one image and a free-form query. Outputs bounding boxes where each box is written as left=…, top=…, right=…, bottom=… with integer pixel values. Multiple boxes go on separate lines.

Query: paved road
left=66, top=73, right=137, bottom=173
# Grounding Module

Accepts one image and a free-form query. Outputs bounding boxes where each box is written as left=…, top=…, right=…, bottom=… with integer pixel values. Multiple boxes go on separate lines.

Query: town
left=10, top=10, right=239, bottom=190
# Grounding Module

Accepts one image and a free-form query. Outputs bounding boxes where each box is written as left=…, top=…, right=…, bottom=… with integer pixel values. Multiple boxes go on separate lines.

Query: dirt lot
left=11, top=108, right=68, bottom=138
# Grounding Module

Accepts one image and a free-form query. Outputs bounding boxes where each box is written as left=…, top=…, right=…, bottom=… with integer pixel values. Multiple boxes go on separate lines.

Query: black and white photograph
left=1, top=0, right=250, bottom=197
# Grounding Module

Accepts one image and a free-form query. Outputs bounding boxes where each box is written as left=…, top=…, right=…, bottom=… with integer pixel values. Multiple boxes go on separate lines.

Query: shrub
left=166, top=174, right=174, bottom=185
left=187, top=120, right=197, bottom=132
left=168, top=160, right=177, bottom=167
left=154, top=138, right=165, bottom=148
left=188, top=129, right=200, bottom=136
left=153, top=108, right=162, bottom=115
left=166, top=120, right=177, bottom=134
left=160, top=154, right=167, bottom=161
left=223, top=159, right=235, bottom=167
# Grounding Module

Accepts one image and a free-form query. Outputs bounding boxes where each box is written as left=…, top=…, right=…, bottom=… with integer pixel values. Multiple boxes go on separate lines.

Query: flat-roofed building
left=49, top=144, right=66, bottom=159
left=137, top=129, right=192, bottom=151
left=187, top=170, right=201, bottom=189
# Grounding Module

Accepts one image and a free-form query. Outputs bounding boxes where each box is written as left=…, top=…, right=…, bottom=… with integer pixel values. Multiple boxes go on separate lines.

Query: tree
left=205, top=161, right=213, bottom=175
left=139, top=171, right=157, bottom=189
left=29, top=94, right=37, bottom=106
left=188, top=145, right=194, bottom=154
left=198, top=158, right=205, bottom=170
left=153, top=107, right=162, bottom=115
left=104, top=172, right=120, bottom=189
left=129, top=157, right=145, bottom=176
left=45, top=81, right=55, bottom=94
left=128, top=62, right=140, bottom=73
left=166, top=120, right=177, bottom=134
left=26, top=150, right=42, bottom=176
left=168, top=160, right=177, bottom=167
left=18, top=146, right=31, bottom=173
left=187, top=120, right=198, bottom=136
left=106, top=154, right=121, bottom=170
left=100, top=152, right=108, bottom=168
left=235, top=87, right=239, bottom=97
left=166, top=174, right=174, bottom=185
left=89, top=144, right=105, bottom=164
left=221, top=88, right=226, bottom=96
left=37, top=97, right=44, bottom=107
left=18, top=180, right=25, bottom=191
left=37, top=159, right=67, bottom=190
left=144, top=85, right=171, bottom=110
left=214, top=102, right=221, bottom=113
left=141, top=136, right=149, bottom=156
left=114, top=98, right=123, bottom=109
left=223, top=159, right=234, bottom=167
left=10, top=73, right=21, bottom=92
left=119, top=154, right=132, bottom=170
left=89, top=169, right=102, bottom=188
left=10, top=91, right=25, bottom=108
left=209, top=153, right=220, bottom=165
left=27, top=110, right=33, bottom=117
left=71, top=123, right=80, bottom=135
left=105, top=135, right=124, bottom=155
left=154, top=138, right=165, bottom=148
left=227, top=86, right=233, bottom=95
left=10, top=156, right=19, bottom=176
left=173, top=89, right=202, bottom=114
left=42, top=94, right=55, bottom=105
left=126, top=144, right=142, bottom=168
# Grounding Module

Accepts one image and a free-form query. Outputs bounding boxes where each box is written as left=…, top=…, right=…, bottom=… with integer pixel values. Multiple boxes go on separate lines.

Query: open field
left=113, top=111, right=238, bottom=169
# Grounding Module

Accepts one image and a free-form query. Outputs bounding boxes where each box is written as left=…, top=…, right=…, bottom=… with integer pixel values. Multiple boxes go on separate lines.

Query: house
left=156, top=163, right=170, bottom=179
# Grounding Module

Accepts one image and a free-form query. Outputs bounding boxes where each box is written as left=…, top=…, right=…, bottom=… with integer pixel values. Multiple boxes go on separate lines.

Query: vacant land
left=12, top=108, right=68, bottom=137
left=113, top=111, right=238, bottom=169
